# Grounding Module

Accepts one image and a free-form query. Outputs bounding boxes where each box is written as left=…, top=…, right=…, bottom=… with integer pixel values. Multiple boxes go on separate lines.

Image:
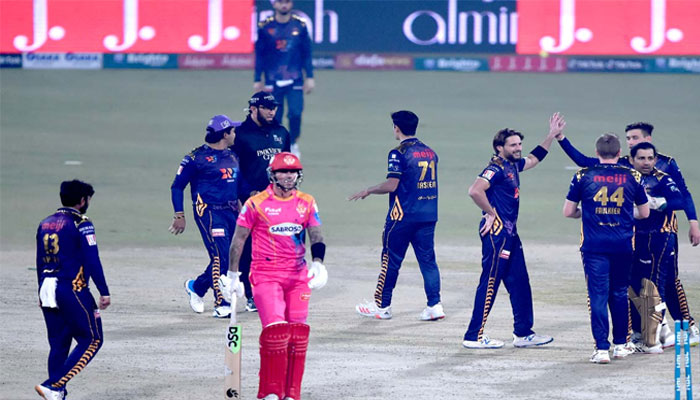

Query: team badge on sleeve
left=482, top=170, right=495, bottom=180
left=86, top=234, right=97, bottom=246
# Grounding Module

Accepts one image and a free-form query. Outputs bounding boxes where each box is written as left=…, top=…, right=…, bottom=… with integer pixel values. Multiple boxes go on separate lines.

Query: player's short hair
left=630, top=141, right=657, bottom=159
left=625, top=122, right=654, bottom=137
left=391, top=110, right=419, bottom=136
left=60, top=180, right=94, bottom=207
left=595, top=133, right=621, bottom=160
left=492, top=128, right=524, bottom=154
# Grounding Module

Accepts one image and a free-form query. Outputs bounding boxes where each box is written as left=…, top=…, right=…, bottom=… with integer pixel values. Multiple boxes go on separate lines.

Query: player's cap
left=269, top=152, right=303, bottom=171
left=249, top=91, right=280, bottom=109
left=207, top=115, right=240, bottom=133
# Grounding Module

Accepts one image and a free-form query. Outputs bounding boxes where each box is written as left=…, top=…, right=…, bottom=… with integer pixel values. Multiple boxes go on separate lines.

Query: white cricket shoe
left=184, top=280, right=204, bottom=313
left=612, top=342, right=636, bottom=358
left=660, top=323, right=675, bottom=349
left=462, top=335, right=505, bottom=349
left=689, top=324, right=699, bottom=347
left=512, top=333, right=553, bottom=348
left=635, top=342, right=663, bottom=354
left=212, top=305, right=231, bottom=318
left=589, top=349, right=611, bottom=364
left=35, top=384, right=64, bottom=400
left=419, top=303, right=445, bottom=321
left=355, top=301, right=392, bottom=320
left=261, top=395, right=279, bottom=400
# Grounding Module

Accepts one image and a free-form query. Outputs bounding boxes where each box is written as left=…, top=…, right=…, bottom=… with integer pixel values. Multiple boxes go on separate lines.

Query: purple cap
left=207, top=115, right=239, bottom=133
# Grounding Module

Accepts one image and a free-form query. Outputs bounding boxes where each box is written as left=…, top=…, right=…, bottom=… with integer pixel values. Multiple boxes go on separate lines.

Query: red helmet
left=269, top=152, right=303, bottom=171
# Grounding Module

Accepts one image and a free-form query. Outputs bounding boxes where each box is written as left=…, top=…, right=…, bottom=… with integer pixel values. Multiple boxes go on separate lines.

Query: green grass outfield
left=1, top=70, right=699, bottom=249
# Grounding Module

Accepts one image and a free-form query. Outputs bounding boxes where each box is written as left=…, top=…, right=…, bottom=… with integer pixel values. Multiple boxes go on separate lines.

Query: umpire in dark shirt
left=232, top=91, right=291, bottom=310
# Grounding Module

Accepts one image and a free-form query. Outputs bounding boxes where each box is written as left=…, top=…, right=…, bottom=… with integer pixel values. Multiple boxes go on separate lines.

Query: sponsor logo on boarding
left=22, top=53, right=102, bottom=69
left=0, top=53, right=22, bottom=68
left=212, top=228, right=226, bottom=237
left=86, top=234, right=97, bottom=246
left=269, top=223, right=303, bottom=236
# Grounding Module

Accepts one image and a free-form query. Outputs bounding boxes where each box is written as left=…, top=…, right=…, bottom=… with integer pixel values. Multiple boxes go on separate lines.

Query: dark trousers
left=464, top=233, right=535, bottom=341
left=41, top=285, right=103, bottom=390
left=374, top=220, right=441, bottom=308
left=582, top=251, right=632, bottom=350
left=630, top=231, right=674, bottom=332
left=272, top=84, right=304, bottom=144
left=664, top=233, right=695, bottom=325
left=193, top=206, right=238, bottom=307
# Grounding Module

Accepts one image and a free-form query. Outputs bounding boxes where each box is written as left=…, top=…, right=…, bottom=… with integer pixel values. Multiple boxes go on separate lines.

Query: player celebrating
left=556, top=122, right=699, bottom=345
left=170, top=115, right=240, bottom=318
left=628, top=142, right=684, bottom=352
left=350, top=111, right=444, bottom=321
left=35, top=180, right=110, bottom=400
left=563, top=133, right=650, bottom=363
left=254, top=0, right=314, bottom=157
left=225, top=152, right=327, bottom=400
left=462, top=114, right=563, bottom=349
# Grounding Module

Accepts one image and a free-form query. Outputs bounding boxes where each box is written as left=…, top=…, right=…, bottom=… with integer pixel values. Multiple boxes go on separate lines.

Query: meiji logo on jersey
left=212, top=228, right=226, bottom=237
left=482, top=170, right=495, bottom=180
left=269, top=223, right=303, bottom=236
left=86, top=234, right=97, bottom=246
left=265, top=207, right=282, bottom=216
left=499, top=249, right=510, bottom=259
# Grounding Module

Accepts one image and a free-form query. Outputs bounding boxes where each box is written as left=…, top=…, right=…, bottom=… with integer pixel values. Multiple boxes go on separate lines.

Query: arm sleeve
left=565, top=174, right=582, bottom=203
left=300, top=25, right=314, bottom=78
left=78, top=221, right=109, bottom=296
left=663, top=176, right=687, bottom=212
left=170, top=155, right=195, bottom=213
left=516, top=158, right=526, bottom=172
left=558, top=137, right=598, bottom=168
left=666, top=158, right=698, bottom=220
left=36, top=227, right=43, bottom=285
left=307, top=198, right=321, bottom=227
left=634, top=181, right=649, bottom=206
left=386, top=149, right=403, bottom=179
left=236, top=199, right=257, bottom=230
left=254, top=27, right=266, bottom=82
left=478, top=164, right=503, bottom=185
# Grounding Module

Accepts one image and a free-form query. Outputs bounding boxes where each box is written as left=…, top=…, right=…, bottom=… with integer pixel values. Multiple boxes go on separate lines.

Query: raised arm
left=523, top=112, right=566, bottom=171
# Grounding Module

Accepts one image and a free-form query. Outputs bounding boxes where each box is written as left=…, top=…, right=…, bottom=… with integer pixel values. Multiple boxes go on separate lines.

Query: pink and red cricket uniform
left=237, top=184, right=322, bottom=327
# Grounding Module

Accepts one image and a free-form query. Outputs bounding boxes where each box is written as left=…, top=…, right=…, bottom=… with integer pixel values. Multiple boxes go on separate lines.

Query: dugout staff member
left=232, top=91, right=291, bottom=312
left=35, top=180, right=110, bottom=400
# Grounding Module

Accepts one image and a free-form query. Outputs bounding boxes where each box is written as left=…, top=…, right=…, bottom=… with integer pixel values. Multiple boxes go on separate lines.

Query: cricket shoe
left=612, top=342, right=636, bottom=359
left=260, top=395, right=279, bottom=400
left=355, top=301, right=392, bottom=320
left=512, top=333, right=553, bottom=348
left=660, top=323, right=675, bottom=349
left=35, top=384, right=64, bottom=400
left=634, top=342, right=663, bottom=354
left=462, top=335, right=504, bottom=349
left=589, top=349, right=610, bottom=364
left=184, top=279, right=204, bottom=313
left=630, top=331, right=642, bottom=346
left=246, top=297, right=258, bottom=312
left=689, top=324, right=700, bottom=347
left=419, top=303, right=445, bottom=321
left=212, top=305, right=231, bottom=318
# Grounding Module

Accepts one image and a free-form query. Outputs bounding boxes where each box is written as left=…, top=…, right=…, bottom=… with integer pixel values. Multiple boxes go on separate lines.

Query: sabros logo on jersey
left=269, top=223, right=303, bottom=236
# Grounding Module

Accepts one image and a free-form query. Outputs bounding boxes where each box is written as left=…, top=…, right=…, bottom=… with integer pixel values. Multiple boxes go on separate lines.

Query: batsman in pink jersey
left=223, top=152, right=327, bottom=400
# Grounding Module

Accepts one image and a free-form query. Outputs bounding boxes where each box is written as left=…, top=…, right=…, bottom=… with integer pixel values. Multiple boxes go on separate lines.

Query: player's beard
left=79, top=203, right=89, bottom=214
left=505, top=151, right=521, bottom=162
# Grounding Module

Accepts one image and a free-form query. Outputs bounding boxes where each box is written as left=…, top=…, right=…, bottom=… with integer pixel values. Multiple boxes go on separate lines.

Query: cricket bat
left=224, top=296, right=242, bottom=399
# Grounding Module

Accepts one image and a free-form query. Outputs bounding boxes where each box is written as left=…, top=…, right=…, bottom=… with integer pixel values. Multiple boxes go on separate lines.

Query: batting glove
left=307, top=261, right=328, bottom=290
left=220, top=272, right=245, bottom=303
left=646, top=194, right=667, bottom=211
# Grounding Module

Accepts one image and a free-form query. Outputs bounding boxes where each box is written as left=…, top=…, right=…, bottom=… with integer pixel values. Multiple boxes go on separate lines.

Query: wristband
left=530, top=145, right=548, bottom=161
left=174, top=214, right=185, bottom=220
left=311, top=242, right=326, bottom=262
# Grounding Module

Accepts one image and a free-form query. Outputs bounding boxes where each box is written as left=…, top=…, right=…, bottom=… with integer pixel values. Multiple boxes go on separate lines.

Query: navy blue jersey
left=255, top=15, right=313, bottom=85
left=477, top=156, right=526, bottom=236
left=566, top=164, right=648, bottom=253
left=386, top=138, right=438, bottom=222
left=636, top=169, right=684, bottom=234
left=36, top=208, right=109, bottom=295
left=171, top=144, right=240, bottom=212
left=559, top=138, right=697, bottom=220
left=231, top=116, right=291, bottom=200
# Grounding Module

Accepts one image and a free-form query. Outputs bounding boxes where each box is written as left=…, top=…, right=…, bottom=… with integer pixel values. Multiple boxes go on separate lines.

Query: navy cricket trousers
left=41, top=285, right=103, bottom=390
left=665, top=233, right=695, bottom=325
left=464, top=233, right=535, bottom=341
left=374, top=220, right=441, bottom=308
left=630, top=232, right=674, bottom=333
left=582, top=251, right=632, bottom=350
left=273, top=84, right=304, bottom=144
left=193, top=205, right=237, bottom=307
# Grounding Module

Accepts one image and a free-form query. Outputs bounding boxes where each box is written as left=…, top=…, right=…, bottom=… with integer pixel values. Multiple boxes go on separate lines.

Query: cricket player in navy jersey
left=170, top=115, right=241, bottom=318
left=556, top=122, right=700, bottom=344
left=35, top=180, right=110, bottom=400
left=628, top=142, right=685, bottom=353
left=563, top=133, right=650, bottom=364
left=350, top=111, right=445, bottom=321
left=232, top=91, right=292, bottom=312
left=462, top=114, right=563, bottom=349
left=255, top=0, right=314, bottom=157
